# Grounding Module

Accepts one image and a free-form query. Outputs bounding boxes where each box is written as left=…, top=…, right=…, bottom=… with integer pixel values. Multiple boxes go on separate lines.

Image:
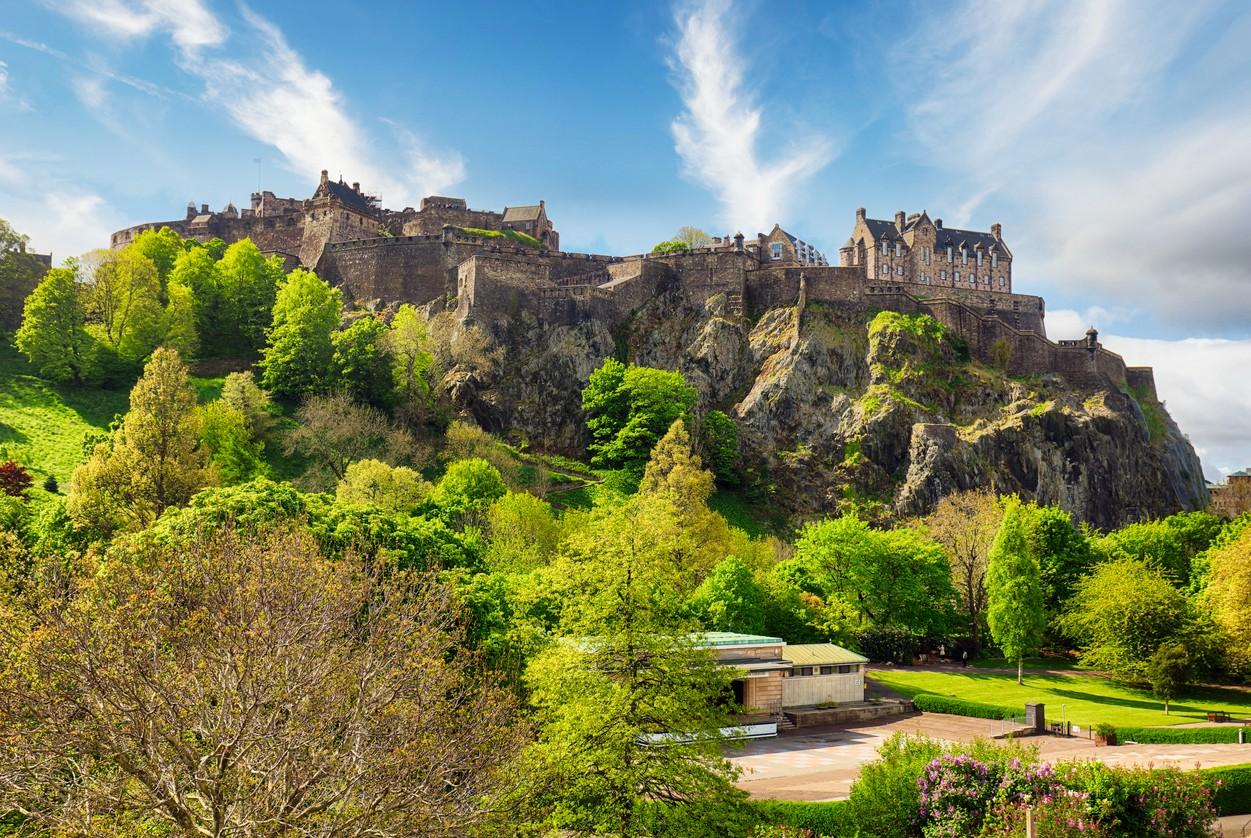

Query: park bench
left=1206, top=711, right=1231, bottom=723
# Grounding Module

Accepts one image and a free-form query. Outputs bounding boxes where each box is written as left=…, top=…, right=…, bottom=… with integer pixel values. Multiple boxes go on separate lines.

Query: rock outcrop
left=442, top=289, right=1207, bottom=529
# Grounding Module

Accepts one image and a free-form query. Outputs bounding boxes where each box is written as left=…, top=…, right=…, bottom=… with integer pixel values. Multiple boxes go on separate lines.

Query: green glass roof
left=692, top=631, right=785, bottom=647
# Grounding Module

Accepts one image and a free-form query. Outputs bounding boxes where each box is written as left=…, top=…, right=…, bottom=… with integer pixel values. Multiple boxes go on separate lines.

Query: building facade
left=839, top=208, right=1012, bottom=293
left=1210, top=470, right=1251, bottom=519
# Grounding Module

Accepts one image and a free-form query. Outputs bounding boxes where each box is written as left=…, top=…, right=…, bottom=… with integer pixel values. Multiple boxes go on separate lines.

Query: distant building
left=839, top=208, right=1012, bottom=292
left=710, top=224, right=828, bottom=266
left=1210, top=470, right=1251, bottom=519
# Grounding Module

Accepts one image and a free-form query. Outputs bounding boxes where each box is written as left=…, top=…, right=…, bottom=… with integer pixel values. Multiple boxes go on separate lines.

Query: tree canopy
left=582, top=359, right=698, bottom=472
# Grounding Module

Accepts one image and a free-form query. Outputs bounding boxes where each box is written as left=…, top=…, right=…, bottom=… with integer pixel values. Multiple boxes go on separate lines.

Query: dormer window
left=977, top=250, right=984, bottom=266
left=770, top=242, right=783, bottom=260
left=881, top=241, right=889, bottom=256
left=991, top=252, right=998, bottom=268
left=946, top=246, right=953, bottom=262
left=894, top=242, right=902, bottom=257
left=961, top=248, right=968, bottom=265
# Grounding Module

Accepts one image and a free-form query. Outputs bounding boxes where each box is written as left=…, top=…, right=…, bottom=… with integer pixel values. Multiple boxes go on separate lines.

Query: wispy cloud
left=669, top=0, right=832, bottom=233
left=0, top=153, right=118, bottom=261
left=895, top=0, right=1251, bottom=333
left=0, top=30, right=70, bottom=59
left=52, top=0, right=226, bottom=56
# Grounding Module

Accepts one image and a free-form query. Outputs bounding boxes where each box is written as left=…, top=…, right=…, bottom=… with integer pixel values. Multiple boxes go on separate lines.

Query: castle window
left=991, top=252, right=998, bottom=268
left=881, top=241, right=888, bottom=256
left=954, top=271, right=961, bottom=283
left=999, top=276, right=1007, bottom=288
left=923, top=246, right=930, bottom=264
left=896, top=266, right=904, bottom=276
left=946, top=246, right=953, bottom=262
left=977, top=250, right=984, bottom=266
left=961, top=248, right=968, bottom=265
left=939, top=270, right=947, bottom=281
left=770, top=242, right=783, bottom=260
left=984, top=275, right=991, bottom=286
left=894, top=242, right=902, bottom=257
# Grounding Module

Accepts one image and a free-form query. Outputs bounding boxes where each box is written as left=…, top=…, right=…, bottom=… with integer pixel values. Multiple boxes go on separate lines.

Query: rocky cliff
left=441, top=289, right=1207, bottom=529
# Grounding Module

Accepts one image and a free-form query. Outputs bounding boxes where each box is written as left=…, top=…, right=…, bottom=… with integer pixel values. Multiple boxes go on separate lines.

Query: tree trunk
left=1164, top=699, right=1169, bottom=715
left=1017, top=656, right=1023, bottom=686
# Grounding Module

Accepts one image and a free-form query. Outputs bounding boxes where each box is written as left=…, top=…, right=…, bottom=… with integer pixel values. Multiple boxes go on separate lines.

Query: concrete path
left=1218, top=813, right=1251, bottom=837
left=731, top=711, right=1251, bottom=802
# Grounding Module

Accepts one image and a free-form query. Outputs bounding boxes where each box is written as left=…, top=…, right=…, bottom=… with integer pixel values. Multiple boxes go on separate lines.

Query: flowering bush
left=920, top=754, right=1000, bottom=837
left=982, top=791, right=1110, bottom=837
left=0, top=460, right=33, bottom=497
left=1058, top=762, right=1217, bottom=837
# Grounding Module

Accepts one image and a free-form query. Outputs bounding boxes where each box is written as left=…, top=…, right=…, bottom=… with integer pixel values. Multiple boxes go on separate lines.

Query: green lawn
left=869, top=668, right=1251, bottom=728
left=969, top=656, right=1078, bottom=671
left=0, top=342, right=129, bottom=484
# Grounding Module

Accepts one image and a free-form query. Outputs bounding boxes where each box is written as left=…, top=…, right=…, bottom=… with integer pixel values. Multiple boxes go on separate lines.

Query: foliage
left=382, top=303, right=436, bottom=412
left=483, top=491, right=560, bottom=573
left=1058, top=762, right=1217, bottom=837
left=0, top=527, right=524, bottom=836
left=918, top=754, right=1061, bottom=838
left=701, top=409, right=741, bottom=486
left=1203, top=763, right=1251, bottom=816
left=220, top=370, right=272, bottom=439
left=161, top=278, right=199, bottom=359
left=335, top=458, right=431, bottom=514
left=129, top=226, right=183, bottom=281
left=793, top=515, right=955, bottom=636
left=582, top=358, right=698, bottom=472
left=213, top=239, right=284, bottom=355
left=1022, top=502, right=1093, bottom=613
left=430, top=458, right=507, bottom=522
left=197, top=400, right=268, bottom=484
left=0, top=217, right=47, bottom=332
left=651, top=239, right=691, bottom=254
left=15, top=265, right=90, bottom=382
left=457, top=226, right=543, bottom=248
left=687, top=557, right=768, bottom=634
left=750, top=800, right=854, bottom=836
left=1058, top=556, right=1207, bottom=681
left=985, top=498, right=1046, bottom=683
left=1147, top=643, right=1191, bottom=714
left=638, top=418, right=715, bottom=506
left=284, top=392, right=421, bottom=489
left=85, top=247, right=165, bottom=362
left=169, top=244, right=220, bottom=349
left=909, top=693, right=1018, bottom=721
left=260, top=268, right=342, bottom=399
left=1201, top=527, right=1251, bottom=676
left=332, top=314, right=394, bottom=407
left=1100, top=511, right=1222, bottom=586
left=1110, top=725, right=1251, bottom=745
left=0, top=462, right=33, bottom=498
left=66, top=347, right=213, bottom=536
left=857, top=626, right=923, bottom=664
left=923, top=489, right=1002, bottom=643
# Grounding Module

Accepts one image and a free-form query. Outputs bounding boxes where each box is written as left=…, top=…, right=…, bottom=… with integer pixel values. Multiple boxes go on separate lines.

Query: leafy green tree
left=170, top=245, right=221, bottom=346
left=335, top=458, right=431, bottom=513
left=198, top=401, right=267, bottom=484
left=67, top=347, right=214, bottom=535
left=986, top=499, right=1047, bottom=684
left=651, top=239, right=690, bottom=254
left=332, top=315, right=394, bottom=406
left=162, top=278, right=198, bottom=359
left=700, top=409, right=740, bottom=486
left=1023, top=503, right=1093, bottom=613
left=1101, top=511, right=1223, bottom=586
left=676, top=226, right=713, bottom=248
left=383, top=303, right=436, bottom=408
left=687, top=557, right=767, bottom=633
left=522, top=494, right=750, bottom=836
left=220, top=371, right=272, bottom=439
left=430, top=458, right=507, bottom=522
left=15, top=265, right=90, bottom=382
left=214, top=239, right=284, bottom=354
left=582, top=359, right=698, bottom=472
left=260, top=268, right=342, bottom=399
left=129, top=226, right=184, bottom=282
left=793, top=515, right=955, bottom=636
left=1197, top=527, right=1251, bottom=676
left=1058, top=556, right=1203, bottom=680
left=0, top=217, right=47, bottom=331
left=86, top=247, right=164, bottom=362
left=1147, top=643, right=1191, bottom=714
left=484, top=491, right=561, bottom=573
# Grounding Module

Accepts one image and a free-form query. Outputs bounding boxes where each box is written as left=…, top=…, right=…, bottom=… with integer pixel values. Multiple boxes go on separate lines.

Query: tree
left=14, top=265, right=89, bottom=382
left=284, top=392, right=421, bottom=489
left=1147, top=643, right=1191, bottom=714
left=0, top=218, right=46, bottom=331
left=924, top=490, right=1002, bottom=645
left=1201, top=527, right=1251, bottom=676
left=639, top=418, right=715, bottom=507
left=651, top=239, right=690, bottom=254
left=66, top=347, right=214, bottom=535
left=170, top=244, right=221, bottom=346
left=198, top=400, right=268, bottom=484
left=260, top=268, right=342, bottom=399
left=484, top=491, right=561, bottom=573
left=985, top=498, right=1046, bottom=684
left=793, top=515, right=955, bottom=637
left=383, top=303, right=436, bottom=409
left=687, top=557, right=767, bottom=634
left=676, top=226, right=713, bottom=248
left=0, top=462, right=33, bottom=498
left=335, top=458, right=431, bottom=513
left=85, top=247, right=164, bottom=361
left=129, top=226, right=183, bottom=282
left=162, top=278, right=199, bottom=359
left=700, top=409, right=740, bottom=486
left=1058, top=556, right=1202, bottom=681
left=332, top=314, right=394, bottom=406
left=0, top=527, right=525, bottom=836
left=430, top=458, right=507, bottom=523
left=582, top=359, right=698, bottom=472
left=1023, top=503, right=1093, bottom=613
left=522, top=494, right=750, bottom=835
left=221, top=370, right=273, bottom=439
left=215, top=239, right=284, bottom=354
left=1100, top=511, right=1223, bottom=586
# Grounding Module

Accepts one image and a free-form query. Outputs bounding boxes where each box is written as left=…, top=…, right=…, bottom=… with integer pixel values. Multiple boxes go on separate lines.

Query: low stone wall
left=784, top=699, right=914, bottom=728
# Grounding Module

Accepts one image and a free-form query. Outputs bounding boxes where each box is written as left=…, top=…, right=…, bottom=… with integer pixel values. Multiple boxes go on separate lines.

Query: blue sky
left=2, top=0, right=1250, bottom=477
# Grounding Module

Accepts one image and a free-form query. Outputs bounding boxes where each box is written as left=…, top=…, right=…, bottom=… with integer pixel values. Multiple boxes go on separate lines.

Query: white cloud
left=0, top=154, right=119, bottom=262
left=1100, top=334, right=1251, bottom=480
left=1045, top=306, right=1131, bottom=341
left=52, top=0, right=226, bottom=56
left=669, top=0, right=833, bottom=233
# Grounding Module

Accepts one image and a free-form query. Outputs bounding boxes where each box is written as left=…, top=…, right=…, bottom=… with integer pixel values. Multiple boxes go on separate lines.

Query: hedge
left=911, top=693, right=1019, bottom=721
left=750, top=800, right=853, bottom=835
left=1115, top=725, right=1251, bottom=745
left=1200, top=763, right=1251, bottom=816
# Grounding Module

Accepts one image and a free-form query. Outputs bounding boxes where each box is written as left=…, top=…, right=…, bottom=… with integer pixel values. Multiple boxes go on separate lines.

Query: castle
left=110, top=172, right=1156, bottom=397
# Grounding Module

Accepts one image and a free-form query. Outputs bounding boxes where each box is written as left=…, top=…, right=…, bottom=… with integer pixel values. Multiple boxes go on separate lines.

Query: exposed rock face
left=442, top=291, right=1207, bottom=529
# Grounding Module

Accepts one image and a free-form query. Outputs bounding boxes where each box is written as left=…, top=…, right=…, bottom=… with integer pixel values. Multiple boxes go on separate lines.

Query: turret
left=1085, top=326, right=1098, bottom=353
left=733, top=232, right=744, bottom=252
left=895, top=211, right=905, bottom=232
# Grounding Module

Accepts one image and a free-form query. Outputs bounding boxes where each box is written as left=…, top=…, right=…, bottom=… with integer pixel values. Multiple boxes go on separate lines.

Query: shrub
left=1113, top=725, right=1251, bottom=745
left=1060, top=762, right=1217, bottom=837
left=1202, top=763, right=1251, bottom=816
left=843, top=733, right=943, bottom=838
left=0, top=461, right=33, bottom=497
left=750, top=800, right=853, bottom=836
left=857, top=625, right=922, bottom=664
left=911, top=693, right=1018, bottom=721
left=41, top=474, right=58, bottom=494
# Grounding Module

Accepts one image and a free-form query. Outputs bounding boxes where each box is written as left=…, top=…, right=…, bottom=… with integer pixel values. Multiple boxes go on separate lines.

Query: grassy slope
left=0, top=342, right=128, bottom=484
left=869, top=668, right=1251, bottom=728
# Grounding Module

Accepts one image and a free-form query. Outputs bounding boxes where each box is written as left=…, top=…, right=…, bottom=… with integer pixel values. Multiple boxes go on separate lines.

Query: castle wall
left=457, top=253, right=552, bottom=323
left=402, top=206, right=503, bottom=236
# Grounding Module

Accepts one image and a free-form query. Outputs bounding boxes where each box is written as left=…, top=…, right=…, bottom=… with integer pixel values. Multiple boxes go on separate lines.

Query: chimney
left=935, top=218, right=943, bottom=229
left=352, top=182, right=360, bottom=193
left=201, top=203, right=209, bottom=214
left=855, top=207, right=866, bottom=222
left=320, top=169, right=329, bottom=186
left=991, top=222, right=1003, bottom=239
left=733, top=232, right=744, bottom=252
left=539, top=199, right=545, bottom=208
left=895, top=211, right=906, bottom=232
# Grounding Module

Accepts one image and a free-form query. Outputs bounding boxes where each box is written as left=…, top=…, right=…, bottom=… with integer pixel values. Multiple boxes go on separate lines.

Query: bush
left=1060, top=762, right=1218, bottom=836
left=1203, top=763, right=1251, bottom=816
left=1114, top=725, right=1251, bottom=745
left=0, top=461, right=33, bottom=497
left=41, top=474, right=58, bottom=494
left=750, top=800, right=853, bottom=836
left=911, top=693, right=1018, bottom=721
left=857, top=626, right=922, bottom=664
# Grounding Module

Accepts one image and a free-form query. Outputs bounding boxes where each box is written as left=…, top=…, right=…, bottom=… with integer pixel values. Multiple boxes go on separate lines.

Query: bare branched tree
left=923, top=489, right=1004, bottom=645
left=285, top=391, right=426, bottom=489
left=0, top=527, right=526, bottom=837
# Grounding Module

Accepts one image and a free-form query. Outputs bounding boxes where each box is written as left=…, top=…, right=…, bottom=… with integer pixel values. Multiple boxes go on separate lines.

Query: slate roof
left=502, top=204, right=544, bottom=222
left=785, top=643, right=869, bottom=667
left=321, top=179, right=377, bottom=215
left=862, top=216, right=1006, bottom=252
